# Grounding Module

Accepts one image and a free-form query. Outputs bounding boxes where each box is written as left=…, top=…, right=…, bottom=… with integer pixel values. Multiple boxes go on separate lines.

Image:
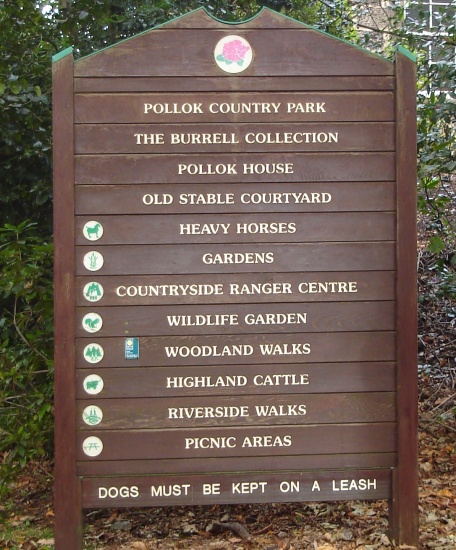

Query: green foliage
left=1, top=0, right=455, bottom=489
left=391, top=0, right=456, bottom=272
left=0, top=1, right=55, bottom=233
left=0, top=221, right=54, bottom=494
left=0, top=0, right=362, bottom=487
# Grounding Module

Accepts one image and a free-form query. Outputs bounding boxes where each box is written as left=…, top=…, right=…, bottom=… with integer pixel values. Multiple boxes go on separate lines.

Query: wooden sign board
left=52, top=8, right=418, bottom=548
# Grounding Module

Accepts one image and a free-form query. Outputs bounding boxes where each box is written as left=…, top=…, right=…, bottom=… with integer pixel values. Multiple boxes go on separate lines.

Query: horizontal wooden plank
left=75, top=301, right=395, bottom=338
left=75, top=182, right=397, bottom=215
left=75, top=122, right=395, bottom=154
left=76, top=242, right=395, bottom=275
left=74, top=24, right=393, bottom=78
left=74, top=76, right=395, bottom=93
left=76, top=423, right=396, bottom=460
left=76, top=271, right=396, bottom=306
left=76, top=213, right=395, bottom=245
left=76, top=331, right=395, bottom=368
left=74, top=92, right=394, bottom=124
left=75, top=153, right=395, bottom=185
left=80, top=469, right=392, bottom=508
left=76, top=362, right=396, bottom=399
left=77, top=392, right=395, bottom=430
left=77, top=452, right=396, bottom=476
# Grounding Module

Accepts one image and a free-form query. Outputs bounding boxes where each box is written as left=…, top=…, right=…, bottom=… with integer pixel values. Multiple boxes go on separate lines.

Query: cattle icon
left=83, top=374, right=104, bottom=395
left=83, top=220, right=104, bottom=241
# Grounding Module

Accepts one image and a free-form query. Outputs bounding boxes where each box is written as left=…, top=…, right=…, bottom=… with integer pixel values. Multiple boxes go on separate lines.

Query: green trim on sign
left=396, top=45, right=417, bottom=63
left=52, top=47, right=73, bottom=63
left=201, top=6, right=264, bottom=25
left=75, top=6, right=392, bottom=64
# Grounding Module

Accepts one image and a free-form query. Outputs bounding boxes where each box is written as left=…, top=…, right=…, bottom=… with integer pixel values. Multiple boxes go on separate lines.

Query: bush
left=0, top=222, right=54, bottom=494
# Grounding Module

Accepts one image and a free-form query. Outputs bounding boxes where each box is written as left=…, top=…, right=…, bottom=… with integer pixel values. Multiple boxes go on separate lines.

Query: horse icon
left=85, top=223, right=102, bottom=240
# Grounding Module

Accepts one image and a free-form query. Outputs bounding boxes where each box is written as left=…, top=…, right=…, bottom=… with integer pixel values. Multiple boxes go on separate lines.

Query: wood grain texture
left=74, top=10, right=393, bottom=78
left=75, top=122, right=395, bottom=154
left=389, top=50, right=419, bottom=547
left=75, top=182, right=396, bottom=215
left=75, top=242, right=396, bottom=275
left=75, top=331, right=396, bottom=368
left=76, top=423, right=396, bottom=461
left=77, top=452, right=396, bottom=476
left=74, top=152, right=395, bottom=185
left=75, top=212, right=395, bottom=245
left=77, top=392, right=396, bottom=429
left=52, top=52, right=83, bottom=550
left=75, top=301, right=395, bottom=337
left=80, top=469, right=391, bottom=508
left=74, top=75, right=395, bottom=93
left=75, top=362, right=396, bottom=399
left=74, top=92, right=394, bottom=124
left=75, top=271, right=395, bottom=306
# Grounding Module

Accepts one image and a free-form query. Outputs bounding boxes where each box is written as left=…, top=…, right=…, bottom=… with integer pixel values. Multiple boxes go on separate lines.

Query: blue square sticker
left=125, top=338, right=139, bottom=360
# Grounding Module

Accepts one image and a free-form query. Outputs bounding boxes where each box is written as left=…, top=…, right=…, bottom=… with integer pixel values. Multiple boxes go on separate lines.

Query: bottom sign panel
left=81, top=469, right=391, bottom=508
left=77, top=452, right=396, bottom=476
left=77, top=424, right=396, bottom=461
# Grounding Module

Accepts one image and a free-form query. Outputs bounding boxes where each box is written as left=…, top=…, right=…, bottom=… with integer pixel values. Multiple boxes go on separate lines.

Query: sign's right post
left=391, top=46, right=418, bottom=546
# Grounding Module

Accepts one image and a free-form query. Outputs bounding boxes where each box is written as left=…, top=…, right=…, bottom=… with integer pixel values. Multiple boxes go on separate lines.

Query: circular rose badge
left=214, top=35, right=252, bottom=74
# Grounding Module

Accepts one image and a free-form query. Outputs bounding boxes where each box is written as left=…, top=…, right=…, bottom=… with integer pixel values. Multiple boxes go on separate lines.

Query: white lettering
left=202, top=252, right=274, bottom=265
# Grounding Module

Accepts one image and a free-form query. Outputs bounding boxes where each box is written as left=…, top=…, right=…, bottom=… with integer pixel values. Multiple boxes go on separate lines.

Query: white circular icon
left=83, top=282, right=104, bottom=302
left=83, top=221, right=104, bottom=241
left=82, top=313, right=103, bottom=333
left=82, top=436, right=103, bottom=457
left=214, top=35, right=253, bottom=74
left=83, top=343, right=104, bottom=364
left=82, top=405, right=103, bottom=426
left=83, top=374, right=104, bottom=395
left=83, top=251, right=104, bottom=272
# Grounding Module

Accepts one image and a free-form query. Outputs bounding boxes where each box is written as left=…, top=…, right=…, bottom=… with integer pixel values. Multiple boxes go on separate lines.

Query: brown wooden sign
left=53, top=8, right=418, bottom=549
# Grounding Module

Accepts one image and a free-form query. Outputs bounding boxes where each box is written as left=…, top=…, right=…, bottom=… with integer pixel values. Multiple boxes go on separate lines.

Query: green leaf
left=237, top=59, right=244, bottom=66
left=216, top=54, right=225, bottom=62
left=428, top=236, right=446, bottom=254
left=0, top=82, right=5, bottom=95
left=9, top=82, right=21, bottom=94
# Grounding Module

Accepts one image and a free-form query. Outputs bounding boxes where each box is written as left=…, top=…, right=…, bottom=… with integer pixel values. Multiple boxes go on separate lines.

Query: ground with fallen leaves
left=0, top=418, right=454, bottom=550
left=1, top=213, right=455, bottom=549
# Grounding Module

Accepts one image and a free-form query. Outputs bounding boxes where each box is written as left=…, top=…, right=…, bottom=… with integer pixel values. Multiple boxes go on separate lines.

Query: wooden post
left=390, top=46, right=419, bottom=546
left=53, top=49, right=83, bottom=550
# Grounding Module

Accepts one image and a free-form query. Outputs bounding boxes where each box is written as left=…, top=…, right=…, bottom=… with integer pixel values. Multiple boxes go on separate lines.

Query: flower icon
left=214, top=35, right=253, bottom=74
left=218, top=39, right=250, bottom=66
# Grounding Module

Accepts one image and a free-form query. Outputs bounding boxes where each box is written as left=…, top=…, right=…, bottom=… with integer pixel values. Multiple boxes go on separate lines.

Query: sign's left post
left=53, top=48, right=83, bottom=550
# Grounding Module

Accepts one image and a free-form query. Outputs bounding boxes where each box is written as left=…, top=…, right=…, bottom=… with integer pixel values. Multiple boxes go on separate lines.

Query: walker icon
left=84, top=343, right=104, bottom=364
left=82, top=436, right=103, bottom=457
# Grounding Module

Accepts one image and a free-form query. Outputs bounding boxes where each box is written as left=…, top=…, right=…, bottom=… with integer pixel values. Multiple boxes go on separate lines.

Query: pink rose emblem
left=216, top=38, right=251, bottom=67
left=222, top=40, right=250, bottom=63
